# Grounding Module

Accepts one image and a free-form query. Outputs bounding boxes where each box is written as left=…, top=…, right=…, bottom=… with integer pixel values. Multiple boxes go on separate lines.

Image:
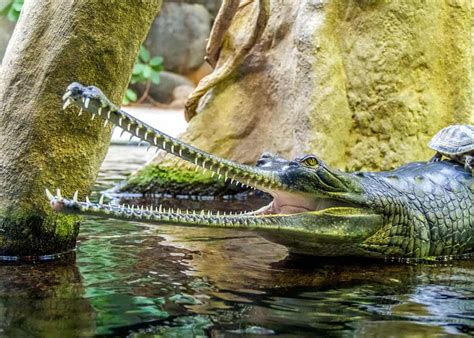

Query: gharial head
left=52, top=82, right=387, bottom=257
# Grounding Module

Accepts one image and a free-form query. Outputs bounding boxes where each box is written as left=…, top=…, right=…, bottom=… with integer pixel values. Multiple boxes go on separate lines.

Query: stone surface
left=133, top=70, right=194, bottom=103
left=176, top=0, right=473, bottom=172
left=0, top=0, right=161, bottom=256
left=165, top=0, right=223, bottom=17
left=0, top=17, right=15, bottom=63
left=145, top=2, right=211, bottom=74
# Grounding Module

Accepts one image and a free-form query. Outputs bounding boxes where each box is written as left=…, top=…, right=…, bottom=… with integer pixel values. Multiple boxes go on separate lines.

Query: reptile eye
left=301, top=155, right=319, bottom=168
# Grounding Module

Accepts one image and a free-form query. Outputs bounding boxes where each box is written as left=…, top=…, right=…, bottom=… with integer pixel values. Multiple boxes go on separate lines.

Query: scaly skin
left=49, top=83, right=474, bottom=260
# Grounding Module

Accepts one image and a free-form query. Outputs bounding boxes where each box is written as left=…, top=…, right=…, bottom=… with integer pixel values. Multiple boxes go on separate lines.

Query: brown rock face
left=181, top=0, right=473, bottom=171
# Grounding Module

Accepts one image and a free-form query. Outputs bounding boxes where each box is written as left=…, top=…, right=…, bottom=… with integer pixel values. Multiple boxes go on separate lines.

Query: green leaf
left=139, top=46, right=150, bottom=62
left=12, top=2, right=22, bottom=11
left=150, top=72, right=160, bottom=85
left=122, top=96, right=130, bottom=105
left=7, top=7, right=18, bottom=22
left=150, top=56, right=163, bottom=67
left=132, top=63, right=145, bottom=75
left=126, top=88, right=138, bottom=102
left=143, top=65, right=152, bottom=79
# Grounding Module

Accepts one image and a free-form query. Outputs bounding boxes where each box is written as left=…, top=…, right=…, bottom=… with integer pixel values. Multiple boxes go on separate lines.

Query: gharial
left=47, top=82, right=474, bottom=261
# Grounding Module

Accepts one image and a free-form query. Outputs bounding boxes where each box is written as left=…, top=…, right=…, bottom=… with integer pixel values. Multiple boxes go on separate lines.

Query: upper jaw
left=62, top=82, right=287, bottom=193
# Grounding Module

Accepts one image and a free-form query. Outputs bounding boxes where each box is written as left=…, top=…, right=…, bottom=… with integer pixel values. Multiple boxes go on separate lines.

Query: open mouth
left=48, top=83, right=374, bottom=230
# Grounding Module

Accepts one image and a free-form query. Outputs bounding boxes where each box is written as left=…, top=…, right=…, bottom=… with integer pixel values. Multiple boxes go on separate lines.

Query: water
left=0, top=145, right=473, bottom=337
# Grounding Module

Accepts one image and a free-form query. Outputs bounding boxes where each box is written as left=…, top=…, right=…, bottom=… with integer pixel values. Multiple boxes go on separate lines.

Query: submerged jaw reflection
left=50, top=83, right=474, bottom=260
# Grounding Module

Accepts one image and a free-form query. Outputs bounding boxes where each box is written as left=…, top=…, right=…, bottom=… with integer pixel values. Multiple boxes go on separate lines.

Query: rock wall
left=180, top=0, right=473, bottom=171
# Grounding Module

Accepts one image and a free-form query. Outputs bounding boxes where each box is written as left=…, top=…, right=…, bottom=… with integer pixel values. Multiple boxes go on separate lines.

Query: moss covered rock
left=121, top=163, right=246, bottom=197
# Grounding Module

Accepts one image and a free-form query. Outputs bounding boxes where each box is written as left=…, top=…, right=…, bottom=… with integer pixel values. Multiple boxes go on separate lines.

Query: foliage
left=123, top=46, right=163, bottom=105
left=0, top=0, right=23, bottom=22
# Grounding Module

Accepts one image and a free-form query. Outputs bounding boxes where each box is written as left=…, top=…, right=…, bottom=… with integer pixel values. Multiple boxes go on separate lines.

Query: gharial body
left=49, top=83, right=474, bottom=261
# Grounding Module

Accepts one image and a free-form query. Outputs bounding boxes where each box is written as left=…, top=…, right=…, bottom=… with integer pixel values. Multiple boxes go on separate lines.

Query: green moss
left=121, top=163, right=245, bottom=196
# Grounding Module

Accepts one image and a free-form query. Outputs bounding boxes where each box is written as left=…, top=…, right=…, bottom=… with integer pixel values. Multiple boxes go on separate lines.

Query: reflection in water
left=0, top=145, right=472, bottom=336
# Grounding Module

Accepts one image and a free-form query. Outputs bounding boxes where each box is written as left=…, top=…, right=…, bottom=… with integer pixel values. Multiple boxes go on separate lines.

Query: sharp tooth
left=45, top=189, right=54, bottom=200
left=207, top=210, right=212, bottom=216
left=91, top=114, right=96, bottom=121
left=146, top=145, right=152, bottom=152
left=129, top=134, right=134, bottom=142
left=127, top=123, right=131, bottom=131
left=107, top=110, right=111, bottom=119
left=194, top=166, right=200, bottom=172
left=171, top=144, right=175, bottom=153
left=103, top=120, right=108, bottom=127
left=62, top=91, right=72, bottom=100
left=200, top=210, right=205, bottom=216
left=194, top=158, right=198, bottom=165
left=136, top=126, right=140, bottom=134
left=179, top=148, right=183, bottom=157
left=162, top=140, right=167, bottom=148
left=211, top=172, right=215, bottom=178
left=98, top=107, right=102, bottom=115
left=78, top=109, right=83, bottom=116
left=131, top=205, right=135, bottom=211
left=218, top=174, right=222, bottom=180
left=62, top=99, right=71, bottom=110
left=84, top=97, right=90, bottom=108
left=217, top=211, right=220, bottom=216
left=86, top=196, right=91, bottom=203
left=153, top=136, right=158, bottom=145
left=144, top=132, right=148, bottom=140
left=159, top=205, right=162, bottom=213
left=73, top=191, right=79, bottom=201
left=56, top=189, right=62, bottom=199
left=118, top=117, right=123, bottom=126
left=120, top=129, right=127, bottom=137
left=99, top=195, right=104, bottom=204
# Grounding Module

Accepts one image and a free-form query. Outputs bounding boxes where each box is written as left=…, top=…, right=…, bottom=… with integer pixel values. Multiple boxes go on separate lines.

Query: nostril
left=260, top=152, right=273, bottom=159
left=289, top=160, right=299, bottom=167
left=256, top=159, right=267, bottom=167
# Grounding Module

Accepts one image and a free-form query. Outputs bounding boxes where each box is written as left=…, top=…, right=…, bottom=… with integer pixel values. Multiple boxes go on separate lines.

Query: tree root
left=184, top=0, right=270, bottom=122
left=205, top=0, right=240, bottom=68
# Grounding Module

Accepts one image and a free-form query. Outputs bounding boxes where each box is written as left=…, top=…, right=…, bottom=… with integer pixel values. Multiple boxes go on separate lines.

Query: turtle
left=428, top=124, right=474, bottom=172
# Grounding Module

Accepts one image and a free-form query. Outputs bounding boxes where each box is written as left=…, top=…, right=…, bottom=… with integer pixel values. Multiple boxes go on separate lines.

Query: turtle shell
left=428, top=125, right=474, bottom=155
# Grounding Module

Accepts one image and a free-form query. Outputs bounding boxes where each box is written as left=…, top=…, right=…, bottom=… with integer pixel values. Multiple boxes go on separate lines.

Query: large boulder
left=0, top=17, right=15, bottom=63
left=178, top=0, right=473, bottom=172
left=145, top=2, right=211, bottom=75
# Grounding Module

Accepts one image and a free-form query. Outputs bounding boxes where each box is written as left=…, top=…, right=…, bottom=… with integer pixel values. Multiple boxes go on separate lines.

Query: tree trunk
left=0, top=0, right=161, bottom=257
left=181, top=0, right=472, bottom=171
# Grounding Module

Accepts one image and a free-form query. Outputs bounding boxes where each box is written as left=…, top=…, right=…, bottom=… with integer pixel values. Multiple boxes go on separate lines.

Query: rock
left=0, top=17, right=15, bottom=63
left=133, top=71, right=194, bottom=104
left=165, top=0, right=223, bottom=18
left=145, top=3, right=211, bottom=74
left=173, top=84, right=194, bottom=101
left=186, top=61, right=213, bottom=84
left=173, top=0, right=473, bottom=172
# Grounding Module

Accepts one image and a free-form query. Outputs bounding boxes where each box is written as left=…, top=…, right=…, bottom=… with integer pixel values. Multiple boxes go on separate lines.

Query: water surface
left=0, top=145, right=472, bottom=337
